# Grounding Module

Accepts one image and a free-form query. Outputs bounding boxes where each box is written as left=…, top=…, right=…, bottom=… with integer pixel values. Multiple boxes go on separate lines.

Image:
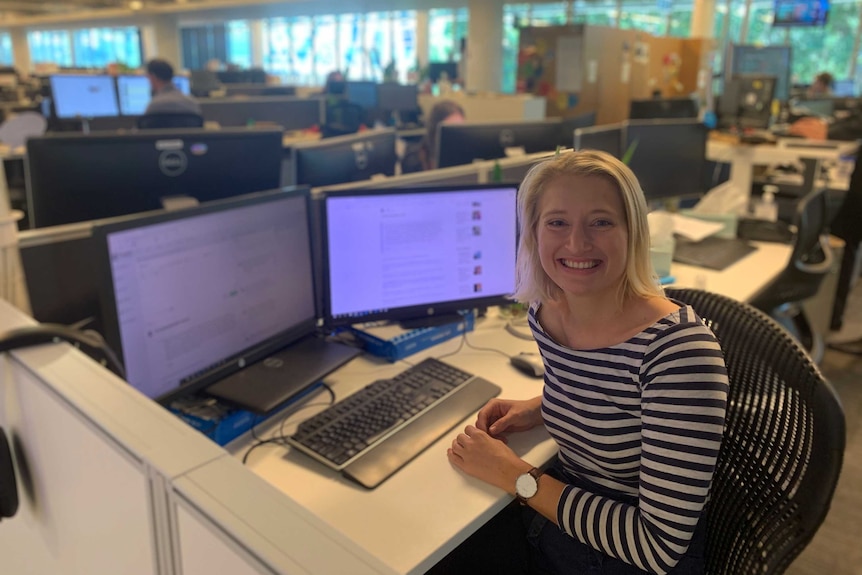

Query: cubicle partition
left=198, top=96, right=323, bottom=130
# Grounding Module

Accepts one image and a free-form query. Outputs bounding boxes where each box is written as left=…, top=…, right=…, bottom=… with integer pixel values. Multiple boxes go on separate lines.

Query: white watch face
left=516, top=472, right=538, bottom=499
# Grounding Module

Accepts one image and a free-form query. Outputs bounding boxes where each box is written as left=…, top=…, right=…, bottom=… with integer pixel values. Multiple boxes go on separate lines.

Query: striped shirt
left=529, top=302, right=728, bottom=575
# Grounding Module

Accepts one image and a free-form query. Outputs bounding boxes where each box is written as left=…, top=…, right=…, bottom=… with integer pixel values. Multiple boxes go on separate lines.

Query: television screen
left=773, top=0, right=829, bottom=26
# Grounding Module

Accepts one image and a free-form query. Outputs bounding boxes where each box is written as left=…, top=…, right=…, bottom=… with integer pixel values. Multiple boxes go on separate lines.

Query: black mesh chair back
left=322, top=101, right=364, bottom=138
left=665, top=288, right=845, bottom=575
left=750, top=187, right=833, bottom=312
left=136, top=113, right=204, bottom=130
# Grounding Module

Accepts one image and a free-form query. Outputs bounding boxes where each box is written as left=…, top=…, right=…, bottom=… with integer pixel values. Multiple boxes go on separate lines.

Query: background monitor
left=197, top=97, right=323, bottom=130
left=573, top=124, right=623, bottom=158
left=792, top=97, right=835, bottom=117
left=727, top=44, right=792, bottom=101
left=832, top=79, right=855, bottom=97
left=624, top=119, right=708, bottom=201
left=173, top=75, right=191, bottom=95
left=629, top=97, right=699, bottom=120
left=292, top=128, right=397, bottom=187
left=95, top=189, right=318, bottom=405
left=376, top=83, right=418, bottom=112
left=436, top=119, right=562, bottom=168
left=321, top=184, right=518, bottom=328
left=25, top=127, right=284, bottom=228
left=345, top=81, right=378, bottom=110
left=116, top=74, right=151, bottom=115
left=558, top=111, right=597, bottom=148
left=719, top=75, right=777, bottom=129
left=773, top=0, right=829, bottom=26
left=428, top=62, right=458, bottom=83
left=50, top=74, right=119, bottom=118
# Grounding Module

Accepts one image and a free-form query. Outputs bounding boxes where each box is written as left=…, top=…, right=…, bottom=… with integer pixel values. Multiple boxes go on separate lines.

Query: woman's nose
left=566, top=225, right=591, bottom=249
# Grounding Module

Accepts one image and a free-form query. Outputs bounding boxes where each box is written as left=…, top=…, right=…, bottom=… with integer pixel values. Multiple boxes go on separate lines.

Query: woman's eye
left=547, top=219, right=566, bottom=227
left=593, top=219, right=613, bottom=227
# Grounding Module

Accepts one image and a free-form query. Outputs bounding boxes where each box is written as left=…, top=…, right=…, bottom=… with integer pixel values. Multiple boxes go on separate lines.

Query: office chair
left=136, top=113, right=204, bottom=130
left=664, top=288, right=845, bottom=575
left=322, top=100, right=364, bottom=138
left=749, top=186, right=833, bottom=361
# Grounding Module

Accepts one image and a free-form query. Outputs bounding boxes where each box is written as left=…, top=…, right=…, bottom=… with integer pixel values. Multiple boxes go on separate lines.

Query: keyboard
left=737, top=218, right=795, bottom=243
left=673, top=236, right=758, bottom=271
left=288, top=357, right=501, bottom=489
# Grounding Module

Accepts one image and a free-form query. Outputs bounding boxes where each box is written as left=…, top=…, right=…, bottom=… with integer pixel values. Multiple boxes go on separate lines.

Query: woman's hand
left=476, top=396, right=543, bottom=441
left=447, top=425, right=531, bottom=492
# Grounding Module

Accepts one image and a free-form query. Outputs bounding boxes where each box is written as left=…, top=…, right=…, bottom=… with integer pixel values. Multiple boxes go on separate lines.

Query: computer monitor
left=376, top=83, right=418, bottom=112
left=25, top=127, right=284, bottom=228
left=223, top=84, right=296, bottom=97
left=428, top=62, right=459, bottom=83
left=116, top=74, right=151, bottom=115
left=719, top=75, right=777, bottom=129
left=292, top=128, right=397, bottom=187
left=198, top=97, right=322, bottom=130
left=173, top=75, right=191, bottom=95
left=436, top=119, right=562, bottom=168
left=346, top=81, right=378, bottom=110
left=558, top=111, right=597, bottom=148
left=629, top=98, right=699, bottom=120
left=49, top=74, right=119, bottom=118
left=832, top=79, right=855, bottom=97
left=624, top=119, right=708, bottom=201
left=792, top=97, right=835, bottom=117
left=321, top=184, right=518, bottom=328
left=573, top=124, right=623, bottom=158
left=95, top=189, right=353, bottom=408
left=727, top=44, right=792, bottom=101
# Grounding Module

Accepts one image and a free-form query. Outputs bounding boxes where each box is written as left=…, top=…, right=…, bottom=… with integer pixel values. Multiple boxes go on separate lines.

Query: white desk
left=226, top=312, right=557, bottom=575
left=669, top=240, right=793, bottom=303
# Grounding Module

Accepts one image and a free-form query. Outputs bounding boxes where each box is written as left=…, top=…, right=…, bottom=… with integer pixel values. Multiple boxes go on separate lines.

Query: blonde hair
left=513, top=150, right=663, bottom=305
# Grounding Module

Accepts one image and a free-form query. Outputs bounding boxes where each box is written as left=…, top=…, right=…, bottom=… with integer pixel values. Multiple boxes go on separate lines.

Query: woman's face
left=442, top=112, right=465, bottom=126
left=536, top=174, right=629, bottom=298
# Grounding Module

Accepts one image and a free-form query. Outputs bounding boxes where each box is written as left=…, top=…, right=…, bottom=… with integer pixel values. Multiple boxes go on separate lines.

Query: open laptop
left=94, top=188, right=360, bottom=413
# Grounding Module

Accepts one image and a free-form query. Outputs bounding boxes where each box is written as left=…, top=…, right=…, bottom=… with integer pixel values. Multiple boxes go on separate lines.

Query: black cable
left=463, top=333, right=512, bottom=359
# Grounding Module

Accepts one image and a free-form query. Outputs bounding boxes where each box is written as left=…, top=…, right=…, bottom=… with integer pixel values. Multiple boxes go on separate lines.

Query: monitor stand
left=399, top=313, right=466, bottom=330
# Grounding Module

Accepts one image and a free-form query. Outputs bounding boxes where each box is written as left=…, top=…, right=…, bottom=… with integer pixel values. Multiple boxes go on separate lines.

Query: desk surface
left=223, top=240, right=790, bottom=574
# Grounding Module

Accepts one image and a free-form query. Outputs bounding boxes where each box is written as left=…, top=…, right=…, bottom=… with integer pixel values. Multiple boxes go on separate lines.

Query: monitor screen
left=728, top=44, right=792, bottom=101
left=174, top=75, right=191, bottom=95
left=428, top=62, right=458, bottom=83
left=50, top=74, right=119, bottom=118
left=624, top=119, right=707, bottom=201
left=346, top=81, right=378, bottom=110
left=629, top=98, right=699, bottom=120
left=558, top=111, right=596, bottom=148
left=573, top=124, right=623, bottom=158
left=96, top=190, right=317, bottom=403
left=832, top=79, right=855, bottom=97
left=322, top=185, right=518, bottom=327
left=293, top=129, right=397, bottom=187
left=116, top=75, right=151, bottom=115
left=198, top=97, right=322, bottom=130
left=25, top=128, right=284, bottom=228
left=436, top=120, right=562, bottom=168
left=376, top=83, right=418, bottom=112
left=773, top=0, right=829, bottom=26
left=719, top=75, right=777, bottom=129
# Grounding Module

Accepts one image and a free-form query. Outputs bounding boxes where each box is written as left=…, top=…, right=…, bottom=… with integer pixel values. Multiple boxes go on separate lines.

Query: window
left=428, top=8, right=469, bottom=63
left=181, top=20, right=250, bottom=71
left=572, top=0, right=618, bottom=26
left=226, top=21, right=252, bottom=69
left=73, top=27, right=141, bottom=68
left=0, top=33, right=12, bottom=66
left=619, top=0, right=670, bottom=35
left=502, top=3, right=570, bottom=93
left=28, top=30, right=72, bottom=67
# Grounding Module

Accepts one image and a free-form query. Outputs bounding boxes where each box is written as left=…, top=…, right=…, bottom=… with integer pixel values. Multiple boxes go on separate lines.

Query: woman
left=419, top=100, right=465, bottom=170
left=445, top=151, right=729, bottom=575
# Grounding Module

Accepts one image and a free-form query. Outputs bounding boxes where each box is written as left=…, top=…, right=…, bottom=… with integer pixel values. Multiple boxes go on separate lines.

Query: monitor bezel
left=435, top=119, right=563, bottom=169
left=319, top=184, right=519, bottom=328
left=573, top=123, right=624, bottom=157
left=94, top=187, right=318, bottom=406
left=49, top=73, right=120, bottom=119
left=292, top=128, right=398, bottom=187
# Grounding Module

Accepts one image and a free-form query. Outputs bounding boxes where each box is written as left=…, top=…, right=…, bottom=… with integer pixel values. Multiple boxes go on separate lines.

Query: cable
left=505, top=318, right=535, bottom=341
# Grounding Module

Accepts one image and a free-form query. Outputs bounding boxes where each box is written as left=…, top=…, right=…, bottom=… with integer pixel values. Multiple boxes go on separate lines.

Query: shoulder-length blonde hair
left=513, top=150, right=663, bottom=305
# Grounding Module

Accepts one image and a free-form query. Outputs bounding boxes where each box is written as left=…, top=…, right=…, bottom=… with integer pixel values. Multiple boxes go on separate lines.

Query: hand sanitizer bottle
left=754, top=185, right=779, bottom=222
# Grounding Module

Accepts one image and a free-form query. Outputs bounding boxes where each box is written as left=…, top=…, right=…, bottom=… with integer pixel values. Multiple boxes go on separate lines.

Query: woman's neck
left=557, top=288, right=628, bottom=329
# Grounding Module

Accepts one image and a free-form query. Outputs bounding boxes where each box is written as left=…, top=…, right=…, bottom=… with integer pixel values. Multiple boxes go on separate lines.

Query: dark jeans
left=427, top=466, right=707, bottom=575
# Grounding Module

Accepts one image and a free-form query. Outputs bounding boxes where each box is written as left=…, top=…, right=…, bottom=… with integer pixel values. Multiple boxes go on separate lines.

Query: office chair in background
left=136, top=113, right=204, bottom=130
left=322, top=100, right=364, bottom=138
left=749, top=186, right=834, bottom=361
left=665, top=288, right=845, bottom=575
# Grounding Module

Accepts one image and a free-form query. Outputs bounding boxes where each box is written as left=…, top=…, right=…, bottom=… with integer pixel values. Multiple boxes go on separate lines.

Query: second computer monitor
left=629, top=97, right=699, bottom=120
left=719, top=75, right=777, bottom=129
left=321, top=184, right=518, bottom=328
left=50, top=74, right=119, bottom=118
left=436, top=120, right=561, bottom=168
left=292, top=129, right=397, bottom=187
left=376, top=83, right=418, bottom=112
left=624, top=119, right=707, bottom=201
left=26, top=128, right=284, bottom=228
left=573, top=124, right=623, bottom=158
left=116, top=74, right=151, bottom=115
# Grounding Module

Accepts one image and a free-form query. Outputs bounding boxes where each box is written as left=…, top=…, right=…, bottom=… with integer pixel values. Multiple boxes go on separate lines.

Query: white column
left=466, top=0, right=503, bottom=92
left=250, top=19, right=264, bottom=68
left=10, top=28, right=29, bottom=74
left=142, top=14, right=181, bottom=69
left=691, top=0, right=717, bottom=38
left=415, top=10, right=429, bottom=70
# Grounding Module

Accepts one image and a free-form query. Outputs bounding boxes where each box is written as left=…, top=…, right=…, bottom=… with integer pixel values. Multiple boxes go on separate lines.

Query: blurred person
left=144, top=58, right=201, bottom=116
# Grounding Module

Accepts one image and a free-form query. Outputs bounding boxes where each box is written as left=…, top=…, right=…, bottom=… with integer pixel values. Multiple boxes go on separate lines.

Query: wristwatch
left=515, top=467, right=542, bottom=504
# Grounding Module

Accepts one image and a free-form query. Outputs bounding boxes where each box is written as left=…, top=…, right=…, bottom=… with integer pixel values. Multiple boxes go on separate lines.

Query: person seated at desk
left=144, top=58, right=202, bottom=117
left=435, top=151, right=729, bottom=575
left=807, top=71, right=835, bottom=98
left=410, top=100, right=465, bottom=172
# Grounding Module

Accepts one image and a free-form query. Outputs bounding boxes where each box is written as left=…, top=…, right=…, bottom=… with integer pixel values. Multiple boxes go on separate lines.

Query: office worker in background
left=438, top=151, right=729, bottom=575
left=419, top=99, right=465, bottom=170
left=145, top=58, right=202, bottom=116
left=807, top=71, right=835, bottom=97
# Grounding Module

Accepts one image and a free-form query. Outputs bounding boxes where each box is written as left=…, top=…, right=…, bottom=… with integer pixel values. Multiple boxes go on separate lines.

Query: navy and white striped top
left=529, top=302, right=728, bottom=575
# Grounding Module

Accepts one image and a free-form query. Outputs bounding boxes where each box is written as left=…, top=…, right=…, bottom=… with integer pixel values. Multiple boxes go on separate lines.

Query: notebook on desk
left=673, top=236, right=759, bottom=271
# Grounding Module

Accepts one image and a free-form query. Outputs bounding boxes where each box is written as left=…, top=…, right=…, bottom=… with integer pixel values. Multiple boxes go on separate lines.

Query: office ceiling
left=0, top=0, right=185, bottom=18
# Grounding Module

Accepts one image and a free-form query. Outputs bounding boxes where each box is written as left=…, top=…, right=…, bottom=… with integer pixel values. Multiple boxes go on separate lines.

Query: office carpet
left=787, top=283, right=862, bottom=575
